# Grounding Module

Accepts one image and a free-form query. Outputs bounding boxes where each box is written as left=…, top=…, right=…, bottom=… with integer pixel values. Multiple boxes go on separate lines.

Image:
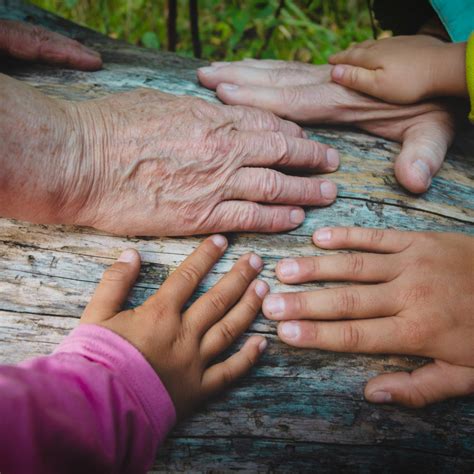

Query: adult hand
left=262, top=227, right=474, bottom=407
left=0, top=19, right=101, bottom=70
left=1, top=75, right=338, bottom=235
left=198, top=60, right=457, bottom=194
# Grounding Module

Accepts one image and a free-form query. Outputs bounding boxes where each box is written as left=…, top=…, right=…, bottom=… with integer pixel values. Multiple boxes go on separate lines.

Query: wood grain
left=0, top=1, right=473, bottom=472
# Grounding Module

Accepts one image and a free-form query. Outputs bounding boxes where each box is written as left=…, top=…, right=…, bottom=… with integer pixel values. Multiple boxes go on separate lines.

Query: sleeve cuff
left=54, top=324, right=176, bottom=444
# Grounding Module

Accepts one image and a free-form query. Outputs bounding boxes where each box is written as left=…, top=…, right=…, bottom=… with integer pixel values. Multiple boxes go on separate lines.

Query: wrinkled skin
left=82, top=235, right=268, bottom=419
left=67, top=89, right=339, bottom=235
left=198, top=60, right=459, bottom=194
left=262, top=227, right=474, bottom=407
left=0, top=19, right=102, bottom=70
left=1, top=74, right=339, bottom=236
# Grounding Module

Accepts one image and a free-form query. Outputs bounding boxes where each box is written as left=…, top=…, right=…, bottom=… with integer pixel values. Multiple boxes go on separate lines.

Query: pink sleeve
left=0, top=324, right=176, bottom=474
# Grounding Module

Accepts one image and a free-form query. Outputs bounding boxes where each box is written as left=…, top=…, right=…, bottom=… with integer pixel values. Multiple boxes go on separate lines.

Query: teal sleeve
left=430, top=0, right=474, bottom=42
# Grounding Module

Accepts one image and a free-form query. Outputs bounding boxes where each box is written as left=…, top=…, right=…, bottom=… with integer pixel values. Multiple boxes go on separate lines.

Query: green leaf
left=141, top=31, right=160, bottom=49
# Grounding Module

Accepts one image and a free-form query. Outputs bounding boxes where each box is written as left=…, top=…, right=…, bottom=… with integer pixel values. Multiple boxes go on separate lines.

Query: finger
left=232, top=130, right=339, bottom=171
left=328, top=41, right=376, bottom=67
left=275, top=253, right=400, bottom=284
left=82, top=249, right=141, bottom=323
left=198, top=64, right=316, bottom=89
left=201, top=335, right=267, bottom=397
left=312, top=227, right=414, bottom=253
left=365, top=360, right=474, bottom=408
left=230, top=168, right=337, bottom=206
left=276, top=317, right=401, bottom=353
left=203, top=201, right=306, bottom=233
left=185, top=253, right=264, bottom=335
left=200, top=280, right=269, bottom=361
left=152, top=235, right=228, bottom=311
left=263, top=284, right=397, bottom=321
left=394, top=112, right=454, bottom=193
left=225, top=105, right=304, bottom=137
left=331, top=65, right=379, bottom=97
left=212, top=59, right=297, bottom=69
left=0, top=20, right=102, bottom=70
left=215, top=83, right=313, bottom=122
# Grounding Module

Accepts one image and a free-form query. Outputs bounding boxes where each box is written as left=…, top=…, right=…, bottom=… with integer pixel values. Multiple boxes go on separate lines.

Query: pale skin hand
left=0, top=74, right=339, bottom=236
left=329, top=35, right=468, bottom=104
left=261, top=227, right=474, bottom=407
left=81, top=235, right=268, bottom=419
left=0, top=19, right=102, bottom=70
left=198, top=59, right=457, bottom=194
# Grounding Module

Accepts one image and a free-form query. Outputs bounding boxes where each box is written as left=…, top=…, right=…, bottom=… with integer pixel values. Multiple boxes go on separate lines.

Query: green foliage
left=31, top=0, right=375, bottom=63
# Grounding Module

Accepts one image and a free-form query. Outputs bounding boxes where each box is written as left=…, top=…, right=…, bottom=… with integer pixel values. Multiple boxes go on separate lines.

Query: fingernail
left=412, top=160, right=432, bottom=188
left=368, top=391, right=392, bottom=404
left=326, top=148, right=340, bottom=170
left=314, top=228, right=332, bottom=242
left=255, top=280, right=269, bottom=299
left=220, top=83, right=239, bottom=92
left=332, top=65, right=345, bottom=80
left=249, top=253, right=263, bottom=271
left=320, top=181, right=337, bottom=200
left=278, top=258, right=299, bottom=278
left=280, top=322, right=300, bottom=340
left=211, top=234, right=227, bottom=248
left=118, top=249, right=136, bottom=263
left=263, top=295, right=285, bottom=317
left=258, top=338, right=268, bottom=353
left=198, top=66, right=216, bottom=75
left=290, top=209, right=305, bottom=225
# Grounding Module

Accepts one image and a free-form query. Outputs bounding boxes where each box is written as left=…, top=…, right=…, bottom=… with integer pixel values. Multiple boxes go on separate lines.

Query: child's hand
left=80, top=235, right=268, bottom=419
left=329, top=35, right=467, bottom=104
left=263, top=228, right=474, bottom=407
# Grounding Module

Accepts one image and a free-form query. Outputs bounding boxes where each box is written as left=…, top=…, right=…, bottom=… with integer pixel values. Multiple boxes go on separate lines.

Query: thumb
left=82, top=249, right=141, bottom=323
left=365, top=360, right=474, bottom=408
left=331, top=64, right=378, bottom=97
left=394, top=110, right=454, bottom=193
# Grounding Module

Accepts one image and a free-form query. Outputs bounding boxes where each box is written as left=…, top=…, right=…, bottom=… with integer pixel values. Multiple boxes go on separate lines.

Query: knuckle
left=178, top=264, right=202, bottom=285
left=269, top=131, right=290, bottom=164
left=261, top=170, right=285, bottom=201
left=337, top=288, right=361, bottom=315
left=341, top=323, right=361, bottom=351
left=237, top=204, right=261, bottom=229
left=207, top=290, right=228, bottom=314
left=219, top=320, right=237, bottom=344
left=102, top=265, right=129, bottom=283
left=221, top=366, right=235, bottom=386
left=348, top=67, right=359, bottom=85
left=280, top=87, right=302, bottom=109
left=292, top=293, right=309, bottom=316
left=366, top=228, right=385, bottom=245
left=346, top=253, right=365, bottom=276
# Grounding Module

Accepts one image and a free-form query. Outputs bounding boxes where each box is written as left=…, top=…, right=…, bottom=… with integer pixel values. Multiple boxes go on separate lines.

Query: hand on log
left=0, top=19, right=102, bottom=70
left=198, top=60, right=460, bottom=194
left=262, top=227, right=474, bottom=407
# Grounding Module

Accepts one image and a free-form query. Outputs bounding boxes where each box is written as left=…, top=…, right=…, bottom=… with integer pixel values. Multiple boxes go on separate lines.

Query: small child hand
left=329, top=35, right=467, bottom=104
left=80, top=235, right=269, bottom=419
left=263, top=227, right=474, bottom=407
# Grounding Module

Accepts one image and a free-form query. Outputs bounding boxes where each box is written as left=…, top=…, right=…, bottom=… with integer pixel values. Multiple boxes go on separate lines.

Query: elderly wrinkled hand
left=198, top=59, right=457, bottom=194
left=0, top=19, right=102, bottom=70
left=1, top=75, right=339, bottom=236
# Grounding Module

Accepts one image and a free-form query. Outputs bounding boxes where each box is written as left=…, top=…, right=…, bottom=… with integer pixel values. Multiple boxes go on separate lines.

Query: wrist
left=431, top=42, right=468, bottom=97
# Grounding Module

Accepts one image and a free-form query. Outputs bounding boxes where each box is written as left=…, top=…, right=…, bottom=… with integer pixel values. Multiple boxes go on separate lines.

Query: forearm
left=0, top=73, right=89, bottom=224
left=0, top=325, right=175, bottom=474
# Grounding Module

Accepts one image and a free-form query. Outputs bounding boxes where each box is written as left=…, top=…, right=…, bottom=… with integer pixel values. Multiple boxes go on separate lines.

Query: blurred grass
left=31, top=0, right=377, bottom=63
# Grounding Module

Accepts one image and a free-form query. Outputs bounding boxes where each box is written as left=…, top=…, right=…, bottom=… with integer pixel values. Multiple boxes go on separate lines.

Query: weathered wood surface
left=0, top=1, right=473, bottom=472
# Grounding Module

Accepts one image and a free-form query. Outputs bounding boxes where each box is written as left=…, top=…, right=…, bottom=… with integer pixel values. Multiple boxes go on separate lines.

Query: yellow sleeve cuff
left=467, top=32, right=474, bottom=123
